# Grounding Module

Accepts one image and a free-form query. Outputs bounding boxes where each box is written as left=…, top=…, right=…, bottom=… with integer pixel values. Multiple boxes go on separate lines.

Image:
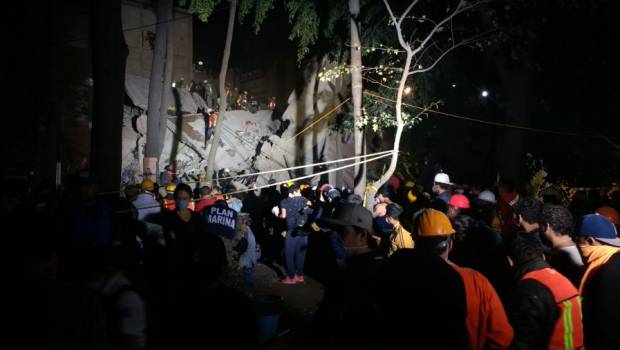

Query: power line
left=48, top=3, right=230, bottom=48
left=364, top=90, right=612, bottom=139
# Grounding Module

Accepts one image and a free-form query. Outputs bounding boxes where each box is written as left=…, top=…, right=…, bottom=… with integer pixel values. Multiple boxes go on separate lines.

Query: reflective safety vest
left=162, top=198, right=195, bottom=212
left=522, top=268, right=584, bottom=350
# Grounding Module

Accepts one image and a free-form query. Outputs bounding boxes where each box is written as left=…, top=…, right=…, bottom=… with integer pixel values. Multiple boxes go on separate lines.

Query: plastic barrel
left=254, top=295, right=282, bottom=345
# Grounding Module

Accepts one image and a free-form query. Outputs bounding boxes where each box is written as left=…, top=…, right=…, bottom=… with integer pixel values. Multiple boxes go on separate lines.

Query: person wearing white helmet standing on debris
left=432, top=172, right=453, bottom=205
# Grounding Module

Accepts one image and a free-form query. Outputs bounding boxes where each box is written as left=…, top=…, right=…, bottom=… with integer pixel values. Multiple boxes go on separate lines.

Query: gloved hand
left=272, top=206, right=280, bottom=216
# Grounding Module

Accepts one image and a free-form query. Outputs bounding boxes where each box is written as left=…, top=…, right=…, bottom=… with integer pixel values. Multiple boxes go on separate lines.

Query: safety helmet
left=477, top=190, right=497, bottom=204
left=433, top=173, right=452, bottom=185
left=141, top=179, right=155, bottom=192
left=165, top=184, right=176, bottom=193
left=407, top=190, right=417, bottom=203
left=448, top=194, right=470, bottom=209
left=595, top=206, right=620, bottom=225
left=417, top=209, right=456, bottom=237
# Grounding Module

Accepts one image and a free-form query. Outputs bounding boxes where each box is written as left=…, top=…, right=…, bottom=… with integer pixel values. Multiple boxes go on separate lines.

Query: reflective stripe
left=563, top=300, right=573, bottom=350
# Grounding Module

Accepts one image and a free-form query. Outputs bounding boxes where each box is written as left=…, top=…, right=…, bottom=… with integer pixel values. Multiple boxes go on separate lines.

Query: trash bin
left=254, top=294, right=282, bottom=345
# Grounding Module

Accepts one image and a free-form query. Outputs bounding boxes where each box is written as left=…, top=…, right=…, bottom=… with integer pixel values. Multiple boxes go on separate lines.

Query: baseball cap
left=319, top=203, right=373, bottom=233
left=579, top=213, right=620, bottom=247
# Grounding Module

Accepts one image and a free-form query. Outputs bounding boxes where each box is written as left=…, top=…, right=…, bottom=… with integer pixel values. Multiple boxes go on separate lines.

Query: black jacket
left=508, top=260, right=559, bottom=350
left=582, top=252, right=620, bottom=350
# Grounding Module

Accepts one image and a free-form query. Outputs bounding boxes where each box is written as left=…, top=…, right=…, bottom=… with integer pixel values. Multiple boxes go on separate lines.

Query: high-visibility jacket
left=453, top=265, right=514, bottom=350
left=162, top=198, right=176, bottom=212
left=522, top=268, right=584, bottom=350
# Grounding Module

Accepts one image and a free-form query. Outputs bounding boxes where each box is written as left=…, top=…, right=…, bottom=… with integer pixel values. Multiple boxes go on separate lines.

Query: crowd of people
left=6, top=168, right=620, bottom=349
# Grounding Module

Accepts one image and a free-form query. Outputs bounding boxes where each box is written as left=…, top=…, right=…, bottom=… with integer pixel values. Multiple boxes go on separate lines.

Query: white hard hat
left=433, top=173, right=452, bottom=185
left=477, top=190, right=497, bottom=204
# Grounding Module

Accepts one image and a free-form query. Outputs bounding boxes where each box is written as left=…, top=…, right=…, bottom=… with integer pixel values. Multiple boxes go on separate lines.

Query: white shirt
left=558, top=245, right=584, bottom=266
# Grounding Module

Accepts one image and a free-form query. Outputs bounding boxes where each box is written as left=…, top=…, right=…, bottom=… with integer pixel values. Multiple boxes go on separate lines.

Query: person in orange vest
left=506, top=232, right=584, bottom=350
left=415, top=209, right=513, bottom=350
left=162, top=184, right=177, bottom=212
left=576, top=214, right=620, bottom=350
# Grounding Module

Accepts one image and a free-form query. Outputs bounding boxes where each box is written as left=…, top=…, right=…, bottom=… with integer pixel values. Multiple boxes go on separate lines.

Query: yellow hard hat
left=417, top=209, right=455, bottom=237
left=141, top=179, right=155, bottom=192
left=165, top=184, right=177, bottom=193
left=407, top=190, right=417, bottom=203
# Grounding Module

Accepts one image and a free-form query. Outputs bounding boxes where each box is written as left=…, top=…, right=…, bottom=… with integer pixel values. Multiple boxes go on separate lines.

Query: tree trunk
left=144, top=0, right=173, bottom=181
left=350, top=0, right=366, bottom=196
left=367, top=0, right=414, bottom=208
left=207, top=0, right=237, bottom=181
left=158, top=7, right=175, bottom=160
left=90, top=0, right=129, bottom=193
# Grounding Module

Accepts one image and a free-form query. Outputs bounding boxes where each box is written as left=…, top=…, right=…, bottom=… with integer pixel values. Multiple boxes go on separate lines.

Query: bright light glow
left=171, top=82, right=176, bottom=88
left=481, top=90, right=489, bottom=97
left=451, top=83, right=456, bottom=88
left=404, top=86, right=412, bottom=95
left=417, top=64, right=423, bottom=69
left=198, top=60, right=204, bottom=65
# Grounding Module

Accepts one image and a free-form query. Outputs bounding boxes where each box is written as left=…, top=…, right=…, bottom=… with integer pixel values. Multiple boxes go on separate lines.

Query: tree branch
left=399, top=0, right=420, bottom=25
left=408, top=32, right=492, bottom=75
left=384, top=0, right=413, bottom=52
left=411, top=0, right=490, bottom=56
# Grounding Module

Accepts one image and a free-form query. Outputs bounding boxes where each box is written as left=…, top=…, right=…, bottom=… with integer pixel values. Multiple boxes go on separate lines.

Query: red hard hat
left=596, top=206, right=620, bottom=225
left=448, top=194, right=470, bottom=209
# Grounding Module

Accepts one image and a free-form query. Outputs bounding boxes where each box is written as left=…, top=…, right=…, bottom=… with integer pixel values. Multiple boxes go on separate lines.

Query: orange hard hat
left=595, top=206, right=620, bottom=225
left=141, top=179, right=155, bottom=192
left=448, top=194, right=470, bottom=209
left=417, top=209, right=455, bottom=237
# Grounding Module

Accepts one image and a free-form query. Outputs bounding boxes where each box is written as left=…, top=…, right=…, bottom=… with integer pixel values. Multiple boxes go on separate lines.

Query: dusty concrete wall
left=122, top=60, right=355, bottom=189
left=122, top=0, right=193, bottom=81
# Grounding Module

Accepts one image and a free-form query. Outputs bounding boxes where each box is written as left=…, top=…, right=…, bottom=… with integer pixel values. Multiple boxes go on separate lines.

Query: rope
left=113, top=151, right=394, bottom=214
left=363, top=90, right=607, bottom=139
left=283, top=97, right=351, bottom=143
left=98, top=150, right=393, bottom=195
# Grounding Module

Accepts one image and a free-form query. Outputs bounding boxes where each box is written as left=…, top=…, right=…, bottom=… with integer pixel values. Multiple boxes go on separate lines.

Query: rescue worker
left=506, top=232, right=584, bottom=350
left=432, top=172, right=453, bottom=205
left=385, top=203, right=414, bottom=256
left=415, top=209, right=513, bottom=350
left=162, top=184, right=177, bottom=212
left=541, top=205, right=584, bottom=288
left=448, top=193, right=471, bottom=219
left=132, top=179, right=161, bottom=223
left=577, top=214, right=620, bottom=350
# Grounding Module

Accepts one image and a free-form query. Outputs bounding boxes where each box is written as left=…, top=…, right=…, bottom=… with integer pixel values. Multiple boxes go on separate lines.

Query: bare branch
left=384, top=0, right=413, bottom=52
left=408, top=31, right=494, bottom=76
left=407, top=16, right=438, bottom=28
left=412, top=40, right=440, bottom=69
left=411, top=0, right=490, bottom=56
left=362, top=76, right=400, bottom=91
left=399, top=0, right=420, bottom=25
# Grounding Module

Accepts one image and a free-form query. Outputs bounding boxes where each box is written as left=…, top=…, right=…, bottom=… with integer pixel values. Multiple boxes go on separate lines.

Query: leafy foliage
left=180, top=0, right=221, bottom=22
left=285, top=0, right=320, bottom=63
left=238, top=0, right=275, bottom=34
